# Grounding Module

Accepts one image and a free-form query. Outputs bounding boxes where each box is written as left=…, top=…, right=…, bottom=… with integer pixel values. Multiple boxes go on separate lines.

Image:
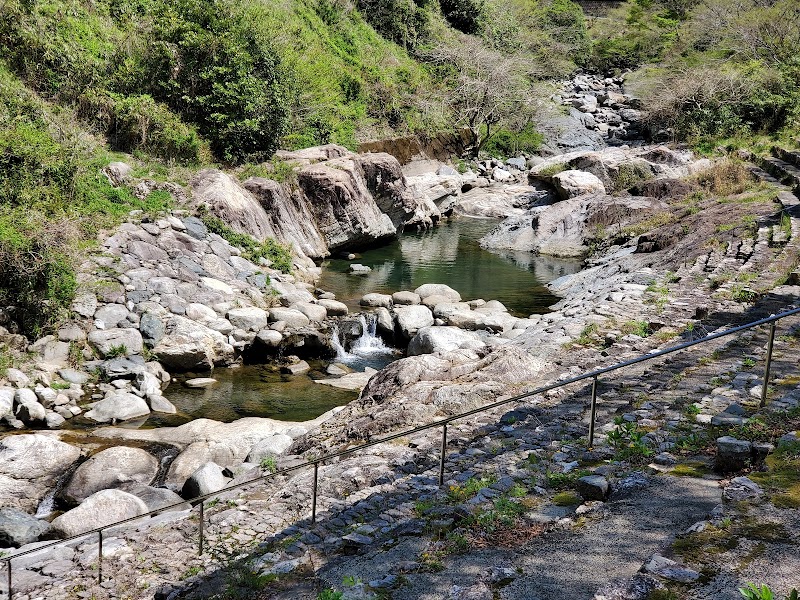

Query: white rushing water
left=331, top=314, right=392, bottom=363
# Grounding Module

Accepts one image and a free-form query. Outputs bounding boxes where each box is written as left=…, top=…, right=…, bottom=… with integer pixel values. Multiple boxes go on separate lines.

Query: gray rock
left=722, top=476, right=764, bottom=503
left=0, top=434, right=82, bottom=512
left=318, top=299, right=348, bottom=316
left=148, top=394, right=177, bottom=414
left=153, top=314, right=235, bottom=370
left=414, top=283, right=461, bottom=302
left=45, top=410, right=66, bottom=429
left=392, top=291, right=421, bottom=305
left=16, top=400, right=46, bottom=423
left=120, top=484, right=191, bottom=513
left=85, top=391, right=151, bottom=423
left=408, top=326, right=485, bottom=356
left=58, top=323, right=87, bottom=342
left=267, top=308, right=311, bottom=328
left=593, top=574, right=662, bottom=600
left=394, top=305, right=434, bottom=340
left=139, top=313, right=165, bottom=347
left=182, top=462, right=229, bottom=499
left=88, top=328, right=144, bottom=357
left=6, top=368, right=30, bottom=388
left=226, top=307, right=269, bottom=332
left=643, top=554, right=700, bottom=583
left=183, top=216, right=208, bottom=240
left=281, top=360, right=311, bottom=375
left=58, top=368, right=89, bottom=385
left=51, top=489, right=149, bottom=538
left=94, top=304, right=130, bottom=328
left=60, top=446, right=159, bottom=505
left=551, top=170, right=606, bottom=199
left=0, top=508, right=50, bottom=547
left=577, top=475, right=610, bottom=501
left=246, top=434, right=294, bottom=463
left=0, top=387, right=13, bottom=419
left=256, top=329, right=283, bottom=347
left=360, top=293, right=393, bottom=308
left=293, top=301, right=327, bottom=323
left=14, top=387, right=38, bottom=406
left=72, top=292, right=98, bottom=318
left=716, top=436, right=752, bottom=473
left=100, top=356, right=147, bottom=379
left=751, top=442, right=774, bottom=465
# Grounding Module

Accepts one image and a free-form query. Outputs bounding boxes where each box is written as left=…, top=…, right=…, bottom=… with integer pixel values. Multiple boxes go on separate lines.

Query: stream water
left=319, top=217, right=583, bottom=316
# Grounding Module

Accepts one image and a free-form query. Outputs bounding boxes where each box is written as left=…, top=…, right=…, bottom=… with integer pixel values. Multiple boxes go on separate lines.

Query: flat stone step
left=762, top=157, right=800, bottom=188
left=772, top=146, right=800, bottom=169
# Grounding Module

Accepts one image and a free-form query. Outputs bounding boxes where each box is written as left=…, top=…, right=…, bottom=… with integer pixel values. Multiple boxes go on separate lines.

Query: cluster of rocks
left=481, top=145, right=711, bottom=257
left=0, top=368, right=84, bottom=430
left=356, top=283, right=537, bottom=356
left=554, top=73, right=646, bottom=144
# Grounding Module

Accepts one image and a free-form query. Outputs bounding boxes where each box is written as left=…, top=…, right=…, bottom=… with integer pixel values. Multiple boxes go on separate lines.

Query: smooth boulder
left=85, top=392, right=151, bottom=423
left=182, top=462, right=229, bottom=499
left=60, top=446, right=159, bottom=505
left=394, top=305, right=434, bottom=340
left=50, top=489, right=149, bottom=538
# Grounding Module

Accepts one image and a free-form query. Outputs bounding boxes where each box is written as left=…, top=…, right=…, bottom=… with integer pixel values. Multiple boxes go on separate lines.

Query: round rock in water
left=184, top=378, right=218, bottom=388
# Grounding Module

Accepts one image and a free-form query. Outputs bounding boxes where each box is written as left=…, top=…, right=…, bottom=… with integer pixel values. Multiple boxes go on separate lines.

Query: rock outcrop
left=191, top=145, right=439, bottom=260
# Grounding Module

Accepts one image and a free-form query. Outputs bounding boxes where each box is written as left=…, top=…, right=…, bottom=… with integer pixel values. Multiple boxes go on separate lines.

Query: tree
left=422, top=36, right=536, bottom=155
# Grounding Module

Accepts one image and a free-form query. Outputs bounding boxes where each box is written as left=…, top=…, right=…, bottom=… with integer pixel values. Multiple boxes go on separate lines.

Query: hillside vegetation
left=1, top=0, right=799, bottom=338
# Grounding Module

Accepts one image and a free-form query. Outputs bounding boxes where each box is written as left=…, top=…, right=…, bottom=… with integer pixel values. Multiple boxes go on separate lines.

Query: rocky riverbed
left=2, top=72, right=800, bottom=599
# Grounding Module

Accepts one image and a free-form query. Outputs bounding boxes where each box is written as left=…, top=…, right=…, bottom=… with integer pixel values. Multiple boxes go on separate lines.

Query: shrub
left=78, top=91, right=208, bottom=164
left=200, top=214, right=293, bottom=274
left=482, top=124, right=543, bottom=158
left=355, top=0, right=431, bottom=49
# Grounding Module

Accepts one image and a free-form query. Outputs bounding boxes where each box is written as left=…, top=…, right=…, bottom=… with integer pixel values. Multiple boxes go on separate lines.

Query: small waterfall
left=350, top=314, right=391, bottom=356
left=330, top=323, right=355, bottom=361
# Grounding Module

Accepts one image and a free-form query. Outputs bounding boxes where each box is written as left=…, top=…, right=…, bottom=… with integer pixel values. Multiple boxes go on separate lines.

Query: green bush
left=79, top=91, right=208, bottom=164
left=482, top=124, right=543, bottom=158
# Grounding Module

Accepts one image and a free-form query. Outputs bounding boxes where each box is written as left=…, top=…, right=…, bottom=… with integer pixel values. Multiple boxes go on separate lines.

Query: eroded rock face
left=0, top=434, right=82, bottom=512
left=191, top=147, right=437, bottom=260
left=481, top=194, right=667, bottom=258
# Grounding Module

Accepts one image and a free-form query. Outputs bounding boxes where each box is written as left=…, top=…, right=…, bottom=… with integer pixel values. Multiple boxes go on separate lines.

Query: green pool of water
left=151, top=363, right=363, bottom=426
left=319, top=217, right=583, bottom=316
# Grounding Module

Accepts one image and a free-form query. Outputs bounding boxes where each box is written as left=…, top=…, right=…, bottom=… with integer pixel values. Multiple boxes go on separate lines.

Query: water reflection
left=320, top=217, right=583, bottom=316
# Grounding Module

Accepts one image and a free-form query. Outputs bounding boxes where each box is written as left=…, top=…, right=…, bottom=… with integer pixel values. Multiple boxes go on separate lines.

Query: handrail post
left=588, top=376, right=599, bottom=449
left=439, top=423, right=448, bottom=486
left=311, top=461, right=319, bottom=524
left=198, top=501, right=204, bottom=556
left=760, top=321, right=777, bottom=408
left=7, top=558, right=11, bottom=600
left=98, top=529, right=103, bottom=584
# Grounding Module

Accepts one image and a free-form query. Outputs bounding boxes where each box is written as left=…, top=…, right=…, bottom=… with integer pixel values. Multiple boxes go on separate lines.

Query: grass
left=622, top=320, right=652, bottom=338
left=446, top=476, right=498, bottom=503
left=619, top=211, right=676, bottom=238
left=552, top=491, right=581, bottom=506
left=200, top=213, right=293, bottom=274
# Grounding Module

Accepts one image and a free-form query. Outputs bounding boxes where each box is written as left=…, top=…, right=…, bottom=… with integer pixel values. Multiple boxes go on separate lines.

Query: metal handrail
left=3, top=305, right=799, bottom=598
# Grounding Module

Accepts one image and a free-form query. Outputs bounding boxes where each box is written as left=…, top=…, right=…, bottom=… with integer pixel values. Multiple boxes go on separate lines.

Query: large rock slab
left=0, top=434, right=82, bottom=512
left=50, top=489, right=149, bottom=538
left=414, top=284, right=461, bottom=302
left=297, top=158, right=397, bottom=252
left=84, top=392, right=151, bottom=423
left=60, top=446, right=160, bottom=505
